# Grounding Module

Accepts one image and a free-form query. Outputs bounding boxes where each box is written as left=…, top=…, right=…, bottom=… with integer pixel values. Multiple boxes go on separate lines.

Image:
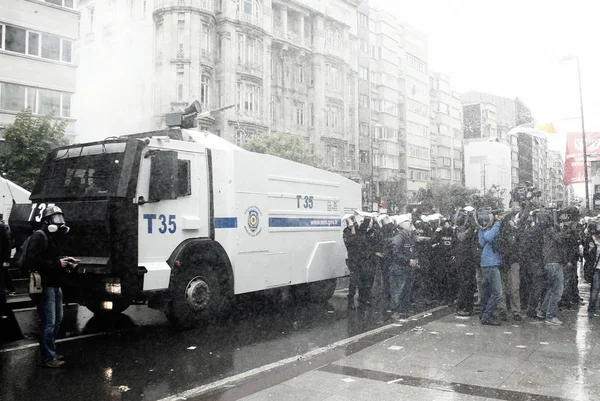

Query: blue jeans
left=541, top=263, right=564, bottom=319
left=588, top=269, right=600, bottom=315
left=38, top=287, right=63, bottom=363
left=389, top=267, right=414, bottom=313
left=480, top=266, right=503, bottom=321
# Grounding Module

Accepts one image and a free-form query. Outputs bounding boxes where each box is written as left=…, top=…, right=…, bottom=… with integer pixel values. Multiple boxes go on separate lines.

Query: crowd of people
left=343, top=205, right=597, bottom=326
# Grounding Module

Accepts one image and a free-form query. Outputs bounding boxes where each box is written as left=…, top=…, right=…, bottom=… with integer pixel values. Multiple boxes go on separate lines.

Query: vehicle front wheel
left=166, top=261, right=230, bottom=329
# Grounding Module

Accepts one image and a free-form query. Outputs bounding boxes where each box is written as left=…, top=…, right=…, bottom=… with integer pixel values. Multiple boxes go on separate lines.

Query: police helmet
left=455, top=206, right=475, bottom=227
left=343, top=214, right=358, bottom=229
left=41, top=205, right=65, bottom=225
left=377, top=214, right=392, bottom=227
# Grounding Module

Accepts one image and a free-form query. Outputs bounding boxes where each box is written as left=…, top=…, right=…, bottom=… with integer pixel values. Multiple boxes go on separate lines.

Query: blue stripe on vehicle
left=268, top=217, right=342, bottom=228
left=214, top=217, right=238, bottom=228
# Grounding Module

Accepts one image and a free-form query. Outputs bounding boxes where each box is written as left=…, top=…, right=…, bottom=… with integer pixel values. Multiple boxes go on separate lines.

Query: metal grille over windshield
left=31, top=142, right=127, bottom=199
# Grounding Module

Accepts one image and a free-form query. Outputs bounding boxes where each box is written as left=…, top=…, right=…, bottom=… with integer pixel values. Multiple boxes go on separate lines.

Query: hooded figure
left=28, top=206, right=78, bottom=368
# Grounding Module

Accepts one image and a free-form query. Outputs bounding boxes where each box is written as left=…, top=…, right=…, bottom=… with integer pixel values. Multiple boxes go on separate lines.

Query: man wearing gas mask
left=28, top=206, right=79, bottom=368
left=477, top=208, right=503, bottom=326
left=385, top=216, right=418, bottom=320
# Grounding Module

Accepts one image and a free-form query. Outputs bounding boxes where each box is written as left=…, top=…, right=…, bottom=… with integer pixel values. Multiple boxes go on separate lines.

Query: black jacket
left=28, top=229, right=64, bottom=288
left=0, top=222, right=11, bottom=264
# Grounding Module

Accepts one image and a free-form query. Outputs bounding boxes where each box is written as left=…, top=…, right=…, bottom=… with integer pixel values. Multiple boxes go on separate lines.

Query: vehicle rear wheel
left=291, top=278, right=337, bottom=304
left=166, top=261, right=230, bottom=329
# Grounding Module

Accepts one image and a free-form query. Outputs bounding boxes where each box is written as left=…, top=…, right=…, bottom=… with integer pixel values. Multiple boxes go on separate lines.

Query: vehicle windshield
left=30, top=142, right=127, bottom=200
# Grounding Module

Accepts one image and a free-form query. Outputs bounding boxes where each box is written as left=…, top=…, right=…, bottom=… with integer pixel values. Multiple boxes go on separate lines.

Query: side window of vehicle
left=176, top=159, right=191, bottom=197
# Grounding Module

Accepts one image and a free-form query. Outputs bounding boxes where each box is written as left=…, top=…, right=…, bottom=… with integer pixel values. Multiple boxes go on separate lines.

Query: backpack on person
left=13, top=230, right=47, bottom=275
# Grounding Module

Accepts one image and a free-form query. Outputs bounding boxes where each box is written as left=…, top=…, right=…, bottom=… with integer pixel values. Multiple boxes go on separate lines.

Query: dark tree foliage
left=243, top=133, right=318, bottom=167
left=0, top=109, right=68, bottom=190
left=415, top=180, right=478, bottom=215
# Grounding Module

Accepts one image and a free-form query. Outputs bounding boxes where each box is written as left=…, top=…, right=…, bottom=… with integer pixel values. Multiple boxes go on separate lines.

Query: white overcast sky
left=371, top=0, right=600, bottom=151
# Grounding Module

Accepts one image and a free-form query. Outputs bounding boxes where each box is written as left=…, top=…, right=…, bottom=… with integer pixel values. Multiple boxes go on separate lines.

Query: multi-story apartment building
left=429, top=71, right=462, bottom=184
left=460, top=91, right=532, bottom=143
left=356, top=7, right=405, bottom=211
left=463, top=138, right=512, bottom=207
left=548, top=150, right=565, bottom=208
left=0, top=0, right=79, bottom=143
left=508, top=129, right=549, bottom=203
left=403, top=23, right=430, bottom=196
left=462, top=102, right=498, bottom=142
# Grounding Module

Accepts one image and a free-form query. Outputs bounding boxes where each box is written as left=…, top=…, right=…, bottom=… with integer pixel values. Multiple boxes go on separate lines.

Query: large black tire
left=166, top=261, right=231, bottom=329
left=291, top=278, right=337, bottom=304
left=84, top=300, right=130, bottom=316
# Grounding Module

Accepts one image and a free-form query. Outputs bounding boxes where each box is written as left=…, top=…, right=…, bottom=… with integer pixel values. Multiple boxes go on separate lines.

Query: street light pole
left=561, top=54, right=589, bottom=209
left=575, top=57, right=590, bottom=210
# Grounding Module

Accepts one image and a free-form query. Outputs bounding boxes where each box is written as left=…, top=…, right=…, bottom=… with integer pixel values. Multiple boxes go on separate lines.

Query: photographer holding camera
left=28, top=206, right=79, bottom=368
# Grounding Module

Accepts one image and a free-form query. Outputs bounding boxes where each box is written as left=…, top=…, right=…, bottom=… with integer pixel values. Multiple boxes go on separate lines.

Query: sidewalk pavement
left=238, top=299, right=600, bottom=400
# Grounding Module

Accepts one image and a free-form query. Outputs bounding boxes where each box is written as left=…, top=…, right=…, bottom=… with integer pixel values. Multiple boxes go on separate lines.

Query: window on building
left=409, top=168, right=430, bottom=182
left=325, top=104, right=342, bottom=131
left=371, top=98, right=380, bottom=113
left=438, top=124, right=449, bottom=135
left=360, top=39, right=368, bottom=53
left=27, top=32, right=40, bottom=56
left=178, top=13, right=185, bottom=30
left=237, top=0, right=261, bottom=23
left=217, top=80, right=222, bottom=107
left=38, top=89, right=60, bottom=116
left=359, top=123, right=368, bottom=137
left=88, top=6, right=95, bottom=32
left=326, top=145, right=342, bottom=169
left=326, top=28, right=341, bottom=51
left=236, top=81, right=261, bottom=115
left=437, top=102, right=449, bottom=114
left=237, top=33, right=261, bottom=67
left=381, top=47, right=397, bottom=64
left=407, top=53, right=427, bottom=73
left=408, top=121, right=429, bottom=138
left=295, top=102, right=304, bottom=125
left=235, top=129, right=254, bottom=147
left=296, top=65, right=305, bottom=84
left=407, top=99, right=428, bottom=116
left=409, top=145, right=430, bottom=160
left=61, top=39, right=72, bottom=62
left=5, top=26, right=26, bottom=53
left=176, top=72, right=184, bottom=102
left=370, top=45, right=380, bottom=59
left=451, top=107, right=460, bottom=119
left=200, top=75, right=210, bottom=109
left=358, top=12, right=368, bottom=27
left=359, top=94, right=368, bottom=108
left=359, top=150, right=368, bottom=164
left=358, top=66, right=368, bottom=80
left=407, top=77, right=427, bottom=95
left=382, top=100, right=398, bottom=116
left=325, top=64, right=341, bottom=89
left=309, top=103, right=314, bottom=126
left=0, top=83, right=25, bottom=111
left=45, top=0, right=74, bottom=8
left=201, top=24, right=210, bottom=54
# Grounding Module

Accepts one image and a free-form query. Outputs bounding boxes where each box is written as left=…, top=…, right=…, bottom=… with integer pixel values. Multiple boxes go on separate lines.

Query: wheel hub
left=185, top=277, right=210, bottom=311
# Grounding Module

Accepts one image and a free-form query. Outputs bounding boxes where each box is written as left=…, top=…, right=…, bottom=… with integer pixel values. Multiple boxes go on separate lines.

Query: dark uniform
left=454, top=224, right=479, bottom=314
left=431, top=223, right=456, bottom=304
left=344, top=218, right=373, bottom=307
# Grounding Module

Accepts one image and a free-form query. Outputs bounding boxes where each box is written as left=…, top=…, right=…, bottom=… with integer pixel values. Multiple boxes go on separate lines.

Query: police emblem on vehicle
left=245, top=206, right=263, bottom=236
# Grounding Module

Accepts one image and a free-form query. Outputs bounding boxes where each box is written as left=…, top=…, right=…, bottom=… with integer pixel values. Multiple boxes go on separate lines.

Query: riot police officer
left=454, top=207, right=479, bottom=316
left=431, top=218, right=456, bottom=305
left=343, top=214, right=361, bottom=310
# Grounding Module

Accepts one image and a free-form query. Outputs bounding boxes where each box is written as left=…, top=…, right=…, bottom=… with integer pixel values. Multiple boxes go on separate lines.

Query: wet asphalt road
left=0, top=283, right=435, bottom=401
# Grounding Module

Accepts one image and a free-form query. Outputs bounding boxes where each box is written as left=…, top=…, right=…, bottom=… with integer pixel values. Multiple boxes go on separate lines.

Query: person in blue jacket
left=477, top=209, right=503, bottom=326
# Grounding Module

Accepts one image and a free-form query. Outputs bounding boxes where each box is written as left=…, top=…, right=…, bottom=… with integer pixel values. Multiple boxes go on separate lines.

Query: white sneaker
left=545, top=317, right=563, bottom=325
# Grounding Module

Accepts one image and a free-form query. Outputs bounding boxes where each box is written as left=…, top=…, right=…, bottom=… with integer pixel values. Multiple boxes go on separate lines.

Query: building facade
left=548, top=150, right=565, bottom=208
left=0, top=0, right=79, bottom=142
left=403, top=23, right=430, bottom=197
left=429, top=71, right=463, bottom=184
left=460, top=91, right=532, bottom=143
left=463, top=138, right=512, bottom=207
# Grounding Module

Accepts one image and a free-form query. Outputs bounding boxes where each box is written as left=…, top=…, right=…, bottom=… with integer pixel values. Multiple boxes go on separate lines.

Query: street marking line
left=157, top=304, right=449, bottom=401
left=0, top=333, right=106, bottom=353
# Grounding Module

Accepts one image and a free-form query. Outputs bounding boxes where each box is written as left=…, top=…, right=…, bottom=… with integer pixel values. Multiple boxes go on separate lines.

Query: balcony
left=237, top=10, right=262, bottom=28
left=154, top=0, right=214, bottom=13
left=273, top=28, right=306, bottom=48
